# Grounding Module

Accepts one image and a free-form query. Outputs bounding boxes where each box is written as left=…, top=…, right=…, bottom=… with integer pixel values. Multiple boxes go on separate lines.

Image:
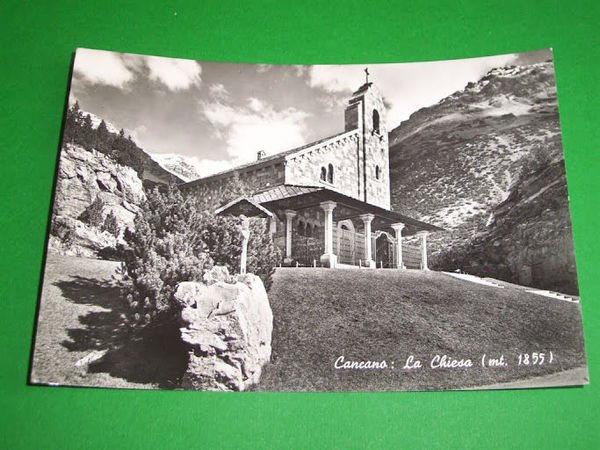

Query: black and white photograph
left=30, top=48, right=588, bottom=391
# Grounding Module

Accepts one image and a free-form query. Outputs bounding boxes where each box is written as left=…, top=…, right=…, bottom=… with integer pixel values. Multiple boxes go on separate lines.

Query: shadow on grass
left=56, top=276, right=187, bottom=389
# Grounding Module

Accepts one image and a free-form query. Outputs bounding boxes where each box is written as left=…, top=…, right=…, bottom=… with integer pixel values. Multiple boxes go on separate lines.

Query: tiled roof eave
left=247, top=184, right=443, bottom=233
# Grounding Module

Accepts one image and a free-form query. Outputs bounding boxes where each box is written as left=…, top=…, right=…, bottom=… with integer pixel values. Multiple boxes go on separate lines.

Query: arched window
left=372, top=109, right=380, bottom=134
left=320, top=166, right=327, bottom=181
left=298, top=221, right=305, bottom=236
left=327, top=163, right=334, bottom=184
left=375, top=165, right=381, bottom=180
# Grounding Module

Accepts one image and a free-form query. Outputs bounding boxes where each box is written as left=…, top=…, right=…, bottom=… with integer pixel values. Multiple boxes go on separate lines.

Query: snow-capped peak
left=148, top=153, right=204, bottom=182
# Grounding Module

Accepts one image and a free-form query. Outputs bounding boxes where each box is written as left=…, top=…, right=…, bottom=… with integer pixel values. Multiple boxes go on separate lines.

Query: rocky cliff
left=49, top=143, right=146, bottom=257
left=388, top=61, right=578, bottom=294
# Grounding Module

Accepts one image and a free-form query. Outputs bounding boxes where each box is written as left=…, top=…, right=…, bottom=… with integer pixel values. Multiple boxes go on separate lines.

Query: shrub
left=247, top=218, right=282, bottom=289
left=121, top=184, right=281, bottom=329
left=50, top=216, right=74, bottom=248
left=101, top=210, right=120, bottom=236
left=79, top=195, right=105, bottom=227
left=122, top=185, right=213, bottom=327
left=200, top=214, right=281, bottom=290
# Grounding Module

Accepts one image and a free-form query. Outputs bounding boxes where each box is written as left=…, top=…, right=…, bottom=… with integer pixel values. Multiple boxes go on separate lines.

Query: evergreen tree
left=81, top=114, right=94, bottom=148
left=122, top=186, right=213, bottom=328
left=79, top=195, right=105, bottom=227
left=101, top=210, right=120, bottom=236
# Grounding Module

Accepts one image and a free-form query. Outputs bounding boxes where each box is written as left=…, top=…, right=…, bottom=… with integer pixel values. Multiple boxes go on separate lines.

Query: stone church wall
left=285, top=132, right=362, bottom=200
left=183, top=161, right=285, bottom=207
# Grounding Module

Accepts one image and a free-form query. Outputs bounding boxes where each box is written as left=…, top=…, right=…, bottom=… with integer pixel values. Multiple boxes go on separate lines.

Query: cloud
left=308, top=65, right=362, bottom=93
left=247, top=97, right=265, bottom=113
left=68, top=91, right=79, bottom=106
left=74, top=48, right=135, bottom=88
left=308, top=54, right=518, bottom=125
left=128, top=124, right=148, bottom=144
left=144, top=55, right=202, bottom=91
left=292, top=65, right=308, bottom=77
left=195, top=158, right=236, bottom=177
left=200, top=96, right=310, bottom=164
left=73, top=49, right=202, bottom=91
left=208, top=83, right=230, bottom=101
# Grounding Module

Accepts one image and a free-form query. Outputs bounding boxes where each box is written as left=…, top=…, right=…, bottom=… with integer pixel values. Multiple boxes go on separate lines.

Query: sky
left=69, top=48, right=552, bottom=176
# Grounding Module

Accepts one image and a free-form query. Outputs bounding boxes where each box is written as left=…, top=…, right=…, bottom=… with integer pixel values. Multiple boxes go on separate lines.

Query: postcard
left=30, top=48, right=588, bottom=391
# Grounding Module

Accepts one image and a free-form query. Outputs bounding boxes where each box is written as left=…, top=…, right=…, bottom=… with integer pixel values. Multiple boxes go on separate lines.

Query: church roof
left=214, top=197, right=274, bottom=218
left=216, top=184, right=443, bottom=236
left=252, top=184, right=321, bottom=203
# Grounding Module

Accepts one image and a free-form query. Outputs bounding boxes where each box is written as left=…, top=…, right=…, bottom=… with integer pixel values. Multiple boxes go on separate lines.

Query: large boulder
left=174, top=266, right=273, bottom=391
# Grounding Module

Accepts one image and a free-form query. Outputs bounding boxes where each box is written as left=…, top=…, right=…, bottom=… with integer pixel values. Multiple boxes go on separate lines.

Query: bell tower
left=344, top=69, right=391, bottom=209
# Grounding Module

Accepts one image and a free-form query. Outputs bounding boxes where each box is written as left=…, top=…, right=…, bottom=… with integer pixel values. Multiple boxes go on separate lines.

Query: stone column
left=284, top=209, right=296, bottom=265
left=418, top=231, right=429, bottom=271
left=371, top=235, right=378, bottom=264
left=319, top=201, right=337, bottom=268
left=239, top=216, right=250, bottom=274
left=359, top=214, right=376, bottom=268
left=391, top=223, right=405, bottom=269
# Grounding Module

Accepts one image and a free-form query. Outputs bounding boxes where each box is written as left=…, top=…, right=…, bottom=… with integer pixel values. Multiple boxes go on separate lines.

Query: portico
left=216, top=184, right=442, bottom=270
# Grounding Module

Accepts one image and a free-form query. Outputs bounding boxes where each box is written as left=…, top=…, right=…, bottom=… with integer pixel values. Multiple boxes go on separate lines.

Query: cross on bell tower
left=364, top=67, right=370, bottom=84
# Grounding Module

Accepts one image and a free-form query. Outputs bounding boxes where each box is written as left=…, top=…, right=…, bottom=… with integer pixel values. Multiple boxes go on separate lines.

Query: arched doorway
left=375, top=232, right=395, bottom=268
left=337, top=220, right=355, bottom=264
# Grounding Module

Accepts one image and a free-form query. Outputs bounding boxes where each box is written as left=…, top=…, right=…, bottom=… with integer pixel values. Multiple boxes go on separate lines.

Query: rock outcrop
left=54, top=143, right=145, bottom=222
left=49, top=143, right=145, bottom=256
left=174, top=266, right=273, bottom=391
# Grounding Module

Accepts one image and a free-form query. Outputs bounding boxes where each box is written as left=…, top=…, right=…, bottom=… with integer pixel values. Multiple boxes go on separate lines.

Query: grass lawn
left=256, top=268, right=588, bottom=392
left=30, top=253, right=187, bottom=389
left=30, top=255, right=588, bottom=392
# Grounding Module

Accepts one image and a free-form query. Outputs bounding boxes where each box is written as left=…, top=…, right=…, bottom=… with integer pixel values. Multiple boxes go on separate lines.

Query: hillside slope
left=388, top=61, right=578, bottom=294
left=49, top=104, right=186, bottom=256
left=255, top=268, right=587, bottom=392
left=64, top=103, right=183, bottom=188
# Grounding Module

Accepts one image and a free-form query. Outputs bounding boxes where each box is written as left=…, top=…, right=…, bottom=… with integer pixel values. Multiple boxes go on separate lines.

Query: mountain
left=388, top=61, right=578, bottom=294
left=149, top=153, right=203, bottom=182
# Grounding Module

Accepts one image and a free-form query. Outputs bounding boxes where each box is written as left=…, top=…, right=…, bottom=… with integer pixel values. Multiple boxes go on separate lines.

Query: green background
left=1, top=0, right=598, bottom=447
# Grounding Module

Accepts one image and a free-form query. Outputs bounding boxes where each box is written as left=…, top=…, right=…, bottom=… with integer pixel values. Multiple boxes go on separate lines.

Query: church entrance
left=337, top=220, right=356, bottom=265
left=375, top=233, right=395, bottom=268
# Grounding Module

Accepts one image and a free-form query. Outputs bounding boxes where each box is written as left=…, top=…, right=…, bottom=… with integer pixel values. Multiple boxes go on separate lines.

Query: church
left=181, top=74, right=441, bottom=269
